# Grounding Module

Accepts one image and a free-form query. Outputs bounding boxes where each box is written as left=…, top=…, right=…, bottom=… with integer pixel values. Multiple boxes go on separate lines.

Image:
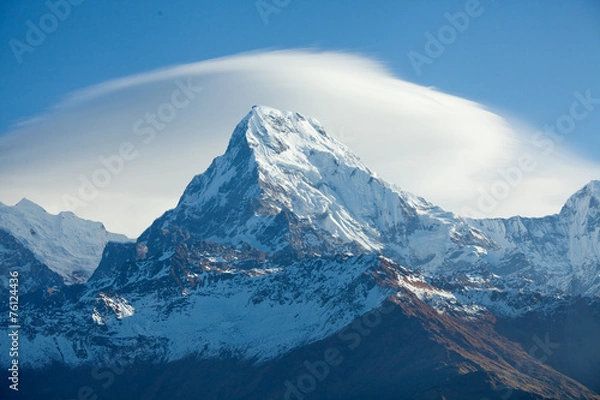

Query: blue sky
left=1, top=0, right=599, bottom=156
left=0, top=0, right=599, bottom=236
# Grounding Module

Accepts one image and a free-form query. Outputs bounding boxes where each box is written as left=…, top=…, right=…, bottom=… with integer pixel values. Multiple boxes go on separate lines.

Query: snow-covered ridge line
left=147, top=105, right=600, bottom=295
left=469, top=180, right=600, bottom=295
left=2, top=106, right=599, bottom=371
left=0, top=198, right=131, bottom=284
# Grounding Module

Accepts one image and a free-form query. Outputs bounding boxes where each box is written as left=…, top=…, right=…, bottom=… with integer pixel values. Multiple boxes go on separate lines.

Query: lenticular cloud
left=0, top=50, right=597, bottom=237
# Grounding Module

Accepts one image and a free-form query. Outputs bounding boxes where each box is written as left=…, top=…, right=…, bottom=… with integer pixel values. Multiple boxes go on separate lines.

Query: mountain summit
left=0, top=199, right=130, bottom=286
left=140, top=106, right=600, bottom=295
left=152, top=104, right=385, bottom=253
left=561, top=180, right=600, bottom=221
left=143, top=105, right=489, bottom=269
left=3, top=107, right=600, bottom=399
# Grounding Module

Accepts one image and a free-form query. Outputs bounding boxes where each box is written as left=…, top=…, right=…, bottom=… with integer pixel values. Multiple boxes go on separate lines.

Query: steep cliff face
left=3, top=106, right=599, bottom=399
left=142, top=105, right=491, bottom=271
left=470, top=180, right=600, bottom=295
left=0, top=228, right=64, bottom=295
left=0, top=199, right=130, bottom=285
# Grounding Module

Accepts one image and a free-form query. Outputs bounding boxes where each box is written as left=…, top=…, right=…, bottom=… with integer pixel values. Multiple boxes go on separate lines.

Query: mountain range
left=2, top=106, right=599, bottom=399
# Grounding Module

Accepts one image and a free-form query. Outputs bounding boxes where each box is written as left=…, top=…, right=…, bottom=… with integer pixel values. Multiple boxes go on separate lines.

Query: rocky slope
left=470, top=181, right=600, bottom=295
left=0, top=199, right=130, bottom=285
left=2, top=106, right=599, bottom=399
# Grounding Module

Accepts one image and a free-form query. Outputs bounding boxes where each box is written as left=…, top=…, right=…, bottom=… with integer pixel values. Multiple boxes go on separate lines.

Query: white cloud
left=0, top=50, right=598, bottom=237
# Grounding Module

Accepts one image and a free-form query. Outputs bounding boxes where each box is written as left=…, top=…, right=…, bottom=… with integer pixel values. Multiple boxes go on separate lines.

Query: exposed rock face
left=3, top=106, right=599, bottom=399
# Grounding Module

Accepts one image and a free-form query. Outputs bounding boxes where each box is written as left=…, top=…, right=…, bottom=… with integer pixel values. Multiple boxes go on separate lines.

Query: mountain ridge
left=0, top=198, right=130, bottom=285
left=2, top=105, right=599, bottom=399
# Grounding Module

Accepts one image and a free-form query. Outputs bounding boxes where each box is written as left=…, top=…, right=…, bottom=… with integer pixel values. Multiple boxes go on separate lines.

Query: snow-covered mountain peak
left=149, top=106, right=490, bottom=264
left=468, top=179, right=600, bottom=295
left=247, top=104, right=328, bottom=139
left=228, top=105, right=365, bottom=173
left=15, top=197, right=46, bottom=212
left=157, top=105, right=390, bottom=253
left=560, top=180, right=600, bottom=222
left=8, top=108, right=600, bottom=396
left=0, top=199, right=131, bottom=284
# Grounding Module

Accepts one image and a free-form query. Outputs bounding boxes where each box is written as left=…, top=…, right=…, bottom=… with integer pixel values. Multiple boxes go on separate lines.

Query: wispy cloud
left=0, top=50, right=597, bottom=237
